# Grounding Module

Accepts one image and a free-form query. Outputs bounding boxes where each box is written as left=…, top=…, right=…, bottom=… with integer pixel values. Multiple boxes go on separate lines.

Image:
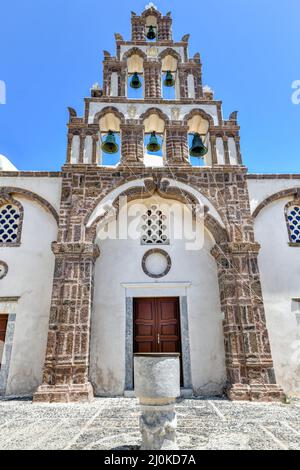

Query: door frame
left=123, top=282, right=192, bottom=392
left=0, top=297, right=18, bottom=396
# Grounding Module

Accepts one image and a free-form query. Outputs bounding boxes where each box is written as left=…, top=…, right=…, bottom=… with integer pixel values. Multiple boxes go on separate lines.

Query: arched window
left=141, top=205, right=169, bottom=245
left=0, top=202, right=21, bottom=244
left=286, top=202, right=300, bottom=244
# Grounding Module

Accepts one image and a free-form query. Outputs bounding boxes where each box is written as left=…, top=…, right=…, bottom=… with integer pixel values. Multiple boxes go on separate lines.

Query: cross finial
left=145, top=2, right=157, bottom=10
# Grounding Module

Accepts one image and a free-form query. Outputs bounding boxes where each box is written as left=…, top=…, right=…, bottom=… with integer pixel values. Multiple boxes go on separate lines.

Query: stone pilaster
left=165, top=124, right=190, bottom=166
left=144, top=62, right=161, bottom=99
left=157, top=17, right=172, bottom=41
left=66, top=133, right=73, bottom=164
left=120, top=123, right=144, bottom=166
left=131, top=15, right=145, bottom=41
left=78, top=132, right=85, bottom=164
left=235, top=136, right=243, bottom=165
left=211, top=242, right=285, bottom=402
left=33, top=241, right=100, bottom=403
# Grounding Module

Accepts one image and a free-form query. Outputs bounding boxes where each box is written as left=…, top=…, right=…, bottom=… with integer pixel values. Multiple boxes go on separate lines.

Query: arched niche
left=99, top=112, right=121, bottom=133
left=187, top=114, right=209, bottom=135
left=127, top=54, right=144, bottom=74
left=143, top=113, right=165, bottom=134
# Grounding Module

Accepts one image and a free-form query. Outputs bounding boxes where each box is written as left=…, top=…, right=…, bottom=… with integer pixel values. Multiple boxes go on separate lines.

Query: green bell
left=163, top=70, right=175, bottom=87
left=146, top=25, right=156, bottom=40
left=147, top=132, right=161, bottom=153
left=130, top=72, right=142, bottom=89
left=101, top=130, right=119, bottom=154
left=189, top=133, right=208, bottom=158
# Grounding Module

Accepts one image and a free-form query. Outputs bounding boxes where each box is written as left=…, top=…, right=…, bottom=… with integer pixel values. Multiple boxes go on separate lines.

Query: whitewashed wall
left=90, top=196, right=226, bottom=396
left=251, top=191, right=300, bottom=397
left=0, top=177, right=61, bottom=396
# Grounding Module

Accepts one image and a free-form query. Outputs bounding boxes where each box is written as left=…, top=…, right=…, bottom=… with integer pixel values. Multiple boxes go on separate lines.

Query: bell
left=189, top=133, right=208, bottom=157
left=146, top=132, right=161, bottom=153
left=146, top=25, right=156, bottom=40
left=101, top=130, right=119, bottom=154
left=164, top=70, right=175, bottom=87
left=130, top=72, right=142, bottom=89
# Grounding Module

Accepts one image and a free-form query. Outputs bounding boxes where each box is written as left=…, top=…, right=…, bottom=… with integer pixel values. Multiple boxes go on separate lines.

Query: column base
left=33, top=382, right=94, bottom=404
left=226, top=383, right=286, bottom=402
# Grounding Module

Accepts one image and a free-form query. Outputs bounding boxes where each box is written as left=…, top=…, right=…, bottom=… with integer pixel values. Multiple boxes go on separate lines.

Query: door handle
left=157, top=333, right=160, bottom=345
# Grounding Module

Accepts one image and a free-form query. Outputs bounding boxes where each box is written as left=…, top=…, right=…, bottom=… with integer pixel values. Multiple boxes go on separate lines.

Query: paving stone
left=0, top=397, right=299, bottom=450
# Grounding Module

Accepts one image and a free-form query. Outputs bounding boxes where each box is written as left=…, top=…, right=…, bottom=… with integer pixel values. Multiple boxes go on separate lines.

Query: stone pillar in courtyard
left=33, top=241, right=99, bottom=403
left=134, top=353, right=180, bottom=451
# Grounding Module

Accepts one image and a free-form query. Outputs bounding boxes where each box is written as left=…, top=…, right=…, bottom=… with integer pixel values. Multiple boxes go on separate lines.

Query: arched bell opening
left=161, top=55, right=178, bottom=100
left=145, top=15, right=158, bottom=41
left=127, top=54, right=144, bottom=99
left=143, top=113, right=165, bottom=167
left=99, top=112, right=121, bottom=166
left=187, top=114, right=211, bottom=167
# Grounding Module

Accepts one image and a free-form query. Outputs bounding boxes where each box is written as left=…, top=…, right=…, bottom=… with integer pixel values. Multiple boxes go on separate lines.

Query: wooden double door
left=133, top=297, right=181, bottom=355
left=0, top=315, right=8, bottom=367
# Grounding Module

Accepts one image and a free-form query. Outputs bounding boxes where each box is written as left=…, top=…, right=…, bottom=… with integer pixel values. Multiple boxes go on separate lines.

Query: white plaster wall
left=83, top=136, right=93, bottom=164
left=71, top=135, right=80, bottom=164
left=0, top=176, right=62, bottom=213
left=90, top=196, right=226, bottom=396
left=248, top=178, right=300, bottom=214
left=187, top=74, right=195, bottom=99
left=110, top=72, right=119, bottom=97
left=228, top=137, right=237, bottom=165
left=0, top=196, right=58, bottom=396
left=253, top=197, right=300, bottom=396
left=89, top=102, right=219, bottom=126
left=120, top=45, right=186, bottom=62
left=216, top=137, right=225, bottom=164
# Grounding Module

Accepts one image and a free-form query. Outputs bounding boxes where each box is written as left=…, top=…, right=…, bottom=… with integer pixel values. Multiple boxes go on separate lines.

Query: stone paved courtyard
left=0, top=397, right=299, bottom=450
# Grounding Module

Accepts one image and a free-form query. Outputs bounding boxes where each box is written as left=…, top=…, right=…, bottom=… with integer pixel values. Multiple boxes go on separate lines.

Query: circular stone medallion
left=0, top=261, right=8, bottom=280
left=142, top=249, right=171, bottom=279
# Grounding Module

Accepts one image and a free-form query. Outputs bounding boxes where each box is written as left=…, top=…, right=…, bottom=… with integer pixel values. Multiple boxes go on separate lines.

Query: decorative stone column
left=157, top=17, right=172, bottom=41
left=165, top=124, right=190, bottom=166
left=33, top=241, right=100, bottom=403
left=78, top=131, right=85, bottom=164
left=144, top=62, right=161, bottom=99
left=134, top=353, right=180, bottom=450
left=120, top=123, right=144, bottom=166
left=212, top=242, right=285, bottom=402
left=66, top=133, right=73, bottom=164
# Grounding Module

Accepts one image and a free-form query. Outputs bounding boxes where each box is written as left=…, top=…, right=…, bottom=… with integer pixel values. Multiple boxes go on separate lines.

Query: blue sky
left=0, top=0, right=299, bottom=172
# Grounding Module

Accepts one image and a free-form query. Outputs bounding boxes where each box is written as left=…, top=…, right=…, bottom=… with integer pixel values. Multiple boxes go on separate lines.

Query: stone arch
left=158, top=48, right=182, bottom=64
left=183, top=108, right=214, bottom=129
left=93, top=106, right=125, bottom=126
left=252, top=187, right=300, bottom=218
left=0, top=187, right=59, bottom=224
left=122, top=47, right=147, bottom=62
left=84, top=177, right=228, bottom=245
left=139, top=107, right=170, bottom=125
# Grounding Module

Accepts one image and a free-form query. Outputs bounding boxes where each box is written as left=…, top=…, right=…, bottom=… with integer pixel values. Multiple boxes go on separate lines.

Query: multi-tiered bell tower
left=34, top=5, right=285, bottom=403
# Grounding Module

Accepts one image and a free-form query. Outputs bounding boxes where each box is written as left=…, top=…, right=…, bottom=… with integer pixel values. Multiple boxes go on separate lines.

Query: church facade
left=0, top=6, right=299, bottom=403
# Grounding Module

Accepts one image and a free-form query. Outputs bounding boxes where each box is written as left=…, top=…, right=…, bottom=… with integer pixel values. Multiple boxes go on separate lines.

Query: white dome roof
left=0, top=154, right=18, bottom=171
